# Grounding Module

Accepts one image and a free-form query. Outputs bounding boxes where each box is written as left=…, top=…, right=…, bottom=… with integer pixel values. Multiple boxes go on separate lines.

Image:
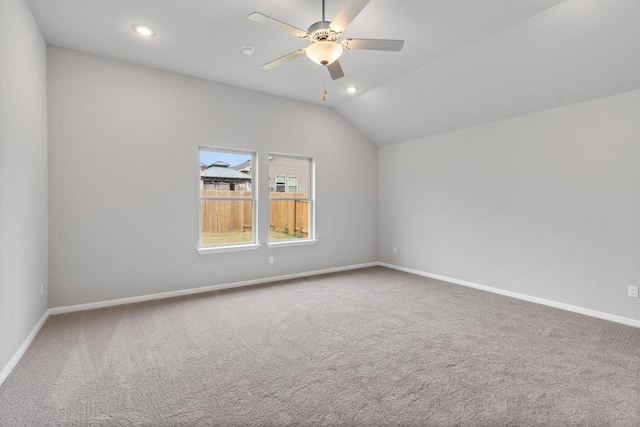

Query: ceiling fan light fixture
left=249, top=0, right=404, bottom=80
left=305, top=41, right=343, bottom=66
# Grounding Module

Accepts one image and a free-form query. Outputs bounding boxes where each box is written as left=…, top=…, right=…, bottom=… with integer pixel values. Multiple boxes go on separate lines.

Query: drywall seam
left=0, top=309, right=50, bottom=387
left=379, top=263, right=640, bottom=328
left=49, top=262, right=378, bottom=314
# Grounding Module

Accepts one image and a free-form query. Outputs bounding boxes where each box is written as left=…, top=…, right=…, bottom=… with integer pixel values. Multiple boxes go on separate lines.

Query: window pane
left=200, top=149, right=253, bottom=193
left=269, top=199, right=308, bottom=240
left=288, top=177, right=298, bottom=193
left=269, top=154, right=312, bottom=242
left=200, top=199, right=253, bottom=245
left=199, top=146, right=255, bottom=248
left=270, top=157, right=309, bottom=194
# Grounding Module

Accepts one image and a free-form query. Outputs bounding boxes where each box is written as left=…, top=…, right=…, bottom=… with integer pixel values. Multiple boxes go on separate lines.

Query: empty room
left=1, top=0, right=639, bottom=425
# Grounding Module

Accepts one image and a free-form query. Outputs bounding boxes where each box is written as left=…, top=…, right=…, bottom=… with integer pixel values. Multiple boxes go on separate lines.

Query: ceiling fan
left=248, top=0, right=404, bottom=80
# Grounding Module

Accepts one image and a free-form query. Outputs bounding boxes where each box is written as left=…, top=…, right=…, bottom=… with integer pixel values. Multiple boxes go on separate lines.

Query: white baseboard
left=0, top=309, right=50, bottom=387
left=7, top=261, right=634, bottom=389
left=49, top=262, right=379, bottom=315
left=379, top=262, right=640, bottom=329
left=1, top=262, right=374, bottom=388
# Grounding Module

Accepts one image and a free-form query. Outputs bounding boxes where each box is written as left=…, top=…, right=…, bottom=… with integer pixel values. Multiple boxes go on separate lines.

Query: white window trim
left=197, top=243, right=261, bottom=254
left=267, top=239, right=318, bottom=248
left=198, top=146, right=258, bottom=252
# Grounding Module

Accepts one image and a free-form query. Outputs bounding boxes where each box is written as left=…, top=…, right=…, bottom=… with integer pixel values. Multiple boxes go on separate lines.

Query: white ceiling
left=27, top=0, right=562, bottom=107
left=336, top=0, right=640, bottom=145
left=25, top=0, right=639, bottom=146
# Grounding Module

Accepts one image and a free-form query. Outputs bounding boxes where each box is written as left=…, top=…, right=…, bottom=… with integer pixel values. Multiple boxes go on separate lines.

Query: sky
left=200, top=150, right=251, bottom=167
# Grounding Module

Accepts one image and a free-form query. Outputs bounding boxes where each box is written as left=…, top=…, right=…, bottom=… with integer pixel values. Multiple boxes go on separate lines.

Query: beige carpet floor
left=1, top=266, right=639, bottom=426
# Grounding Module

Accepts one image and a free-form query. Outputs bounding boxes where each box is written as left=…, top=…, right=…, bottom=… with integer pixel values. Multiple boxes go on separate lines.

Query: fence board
left=200, top=190, right=252, bottom=233
left=200, top=190, right=308, bottom=236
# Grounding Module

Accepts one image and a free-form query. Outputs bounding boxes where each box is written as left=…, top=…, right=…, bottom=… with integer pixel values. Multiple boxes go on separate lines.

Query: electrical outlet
left=629, top=286, right=639, bottom=298
left=269, top=256, right=274, bottom=264
left=392, top=247, right=398, bottom=254
left=40, top=283, right=44, bottom=296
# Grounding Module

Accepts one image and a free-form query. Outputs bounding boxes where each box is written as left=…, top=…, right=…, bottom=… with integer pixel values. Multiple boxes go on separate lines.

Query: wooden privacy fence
left=270, top=192, right=309, bottom=236
left=200, top=190, right=252, bottom=234
left=200, top=190, right=309, bottom=236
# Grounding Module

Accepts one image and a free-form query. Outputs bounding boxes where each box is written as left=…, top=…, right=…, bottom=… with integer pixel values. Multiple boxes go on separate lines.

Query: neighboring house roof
left=210, top=161, right=230, bottom=167
left=201, top=165, right=251, bottom=182
left=232, top=160, right=252, bottom=172
left=231, top=158, right=274, bottom=173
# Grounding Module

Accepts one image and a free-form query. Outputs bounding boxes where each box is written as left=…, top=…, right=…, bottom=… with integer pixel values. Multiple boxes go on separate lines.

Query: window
left=199, top=146, right=256, bottom=249
left=288, top=177, right=298, bottom=193
left=269, top=154, right=313, bottom=242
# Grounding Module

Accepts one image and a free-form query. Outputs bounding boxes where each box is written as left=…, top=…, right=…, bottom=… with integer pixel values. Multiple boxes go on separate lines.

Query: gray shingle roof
left=201, top=166, right=251, bottom=181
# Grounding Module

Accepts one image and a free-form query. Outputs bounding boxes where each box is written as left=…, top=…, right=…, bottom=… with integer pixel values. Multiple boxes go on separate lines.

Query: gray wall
left=47, top=47, right=378, bottom=308
left=379, top=91, right=640, bottom=321
left=0, top=0, right=49, bottom=373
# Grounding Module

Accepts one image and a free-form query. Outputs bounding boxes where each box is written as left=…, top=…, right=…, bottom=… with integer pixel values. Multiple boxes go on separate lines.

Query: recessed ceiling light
left=346, top=86, right=358, bottom=94
left=132, top=24, right=155, bottom=37
left=241, top=46, right=255, bottom=56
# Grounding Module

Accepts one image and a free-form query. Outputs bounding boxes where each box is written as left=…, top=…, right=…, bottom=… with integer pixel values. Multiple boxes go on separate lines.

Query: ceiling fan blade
left=248, top=12, right=308, bottom=38
left=327, top=60, right=345, bottom=80
left=261, top=49, right=306, bottom=69
left=344, top=38, right=405, bottom=51
left=329, top=0, right=371, bottom=33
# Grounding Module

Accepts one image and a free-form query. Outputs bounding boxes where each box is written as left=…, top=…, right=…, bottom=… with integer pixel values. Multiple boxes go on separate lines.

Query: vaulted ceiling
left=26, top=0, right=639, bottom=146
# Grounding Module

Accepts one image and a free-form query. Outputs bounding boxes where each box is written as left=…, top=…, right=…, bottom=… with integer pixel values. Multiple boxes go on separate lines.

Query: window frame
left=197, top=145, right=259, bottom=254
left=275, top=175, right=286, bottom=192
left=268, top=153, right=315, bottom=247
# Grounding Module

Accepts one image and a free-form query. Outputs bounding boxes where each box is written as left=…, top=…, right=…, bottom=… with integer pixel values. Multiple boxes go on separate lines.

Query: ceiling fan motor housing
left=308, top=21, right=340, bottom=43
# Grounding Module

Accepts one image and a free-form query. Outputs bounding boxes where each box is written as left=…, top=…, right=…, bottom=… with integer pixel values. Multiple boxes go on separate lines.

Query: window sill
left=267, top=239, right=318, bottom=249
left=197, top=243, right=261, bottom=255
